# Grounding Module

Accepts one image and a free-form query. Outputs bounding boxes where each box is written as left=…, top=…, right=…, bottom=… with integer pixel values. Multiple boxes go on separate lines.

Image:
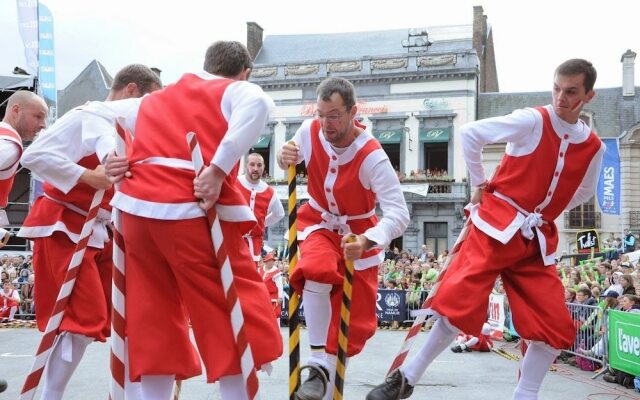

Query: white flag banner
left=16, top=0, right=39, bottom=76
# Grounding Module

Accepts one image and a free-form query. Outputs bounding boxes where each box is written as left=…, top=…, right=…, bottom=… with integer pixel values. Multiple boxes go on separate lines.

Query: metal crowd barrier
left=564, top=302, right=609, bottom=378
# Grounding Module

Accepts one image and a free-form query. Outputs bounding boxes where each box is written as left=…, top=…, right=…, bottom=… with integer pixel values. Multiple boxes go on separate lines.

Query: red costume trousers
left=122, top=213, right=283, bottom=382
left=290, top=229, right=378, bottom=357
left=33, top=232, right=112, bottom=341
left=430, top=224, right=575, bottom=350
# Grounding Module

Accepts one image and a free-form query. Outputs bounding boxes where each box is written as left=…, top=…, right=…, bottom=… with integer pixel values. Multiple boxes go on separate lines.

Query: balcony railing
left=564, top=211, right=601, bottom=229
left=272, top=180, right=468, bottom=202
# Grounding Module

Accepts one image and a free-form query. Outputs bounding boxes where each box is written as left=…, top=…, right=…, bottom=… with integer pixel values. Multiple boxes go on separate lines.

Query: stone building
left=248, top=6, right=497, bottom=253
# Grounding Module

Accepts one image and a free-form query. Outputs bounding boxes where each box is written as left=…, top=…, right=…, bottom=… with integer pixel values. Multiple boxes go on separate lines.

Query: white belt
left=135, top=157, right=195, bottom=171
left=308, top=197, right=375, bottom=235
left=492, top=191, right=545, bottom=240
left=44, top=193, right=111, bottom=243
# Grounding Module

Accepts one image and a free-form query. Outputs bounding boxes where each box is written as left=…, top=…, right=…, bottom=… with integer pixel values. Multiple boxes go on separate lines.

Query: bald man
left=0, top=91, right=47, bottom=242
left=236, top=153, right=285, bottom=261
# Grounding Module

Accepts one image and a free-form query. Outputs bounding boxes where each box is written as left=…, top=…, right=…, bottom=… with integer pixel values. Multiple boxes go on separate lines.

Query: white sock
left=464, top=337, right=479, bottom=348
left=321, top=354, right=338, bottom=400
left=402, top=317, right=459, bottom=386
left=8, top=306, right=17, bottom=320
left=512, top=341, right=559, bottom=400
left=124, top=338, right=143, bottom=400
left=220, top=373, right=249, bottom=400
left=303, top=281, right=332, bottom=347
left=140, top=375, right=174, bottom=400
left=303, top=280, right=332, bottom=370
left=40, top=332, right=92, bottom=400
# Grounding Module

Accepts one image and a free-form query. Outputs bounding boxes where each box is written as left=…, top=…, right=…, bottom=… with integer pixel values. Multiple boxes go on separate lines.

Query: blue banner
left=376, top=289, right=406, bottom=322
left=38, top=3, right=57, bottom=120
left=597, top=138, right=620, bottom=215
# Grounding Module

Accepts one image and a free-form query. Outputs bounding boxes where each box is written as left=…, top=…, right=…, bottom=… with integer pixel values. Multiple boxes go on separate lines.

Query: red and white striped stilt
left=187, top=132, right=260, bottom=400
left=386, top=219, right=471, bottom=375
left=109, top=122, right=130, bottom=400
left=20, top=189, right=106, bottom=400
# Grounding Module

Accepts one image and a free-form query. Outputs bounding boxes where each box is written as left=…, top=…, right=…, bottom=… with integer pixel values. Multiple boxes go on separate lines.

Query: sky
left=0, top=0, right=639, bottom=94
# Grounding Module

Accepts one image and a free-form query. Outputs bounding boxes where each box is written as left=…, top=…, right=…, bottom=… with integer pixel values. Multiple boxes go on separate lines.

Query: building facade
left=248, top=6, right=498, bottom=254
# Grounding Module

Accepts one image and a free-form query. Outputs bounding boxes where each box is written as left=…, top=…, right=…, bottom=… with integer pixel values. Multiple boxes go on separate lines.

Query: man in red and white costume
left=101, top=41, right=283, bottom=400
left=278, top=77, right=409, bottom=400
left=0, top=90, right=47, bottom=233
left=236, top=153, right=284, bottom=261
left=450, top=322, right=493, bottom=353
left=0, top=282, right=21, bottom=321
left=18, top=64, right=162, bottom=400
left=260, top=252, right=284, bottom=322
left=368, top=59, right=605, bottom=400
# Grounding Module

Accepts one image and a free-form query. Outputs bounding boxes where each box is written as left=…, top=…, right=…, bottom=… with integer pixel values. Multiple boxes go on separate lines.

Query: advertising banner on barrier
left=281, top=291, right=304, bottom=322
left=376, top=289, right=406, bottom=322
left=607, top=310, right=640, bottom=376
left=488, top=293, right=505, bottom=340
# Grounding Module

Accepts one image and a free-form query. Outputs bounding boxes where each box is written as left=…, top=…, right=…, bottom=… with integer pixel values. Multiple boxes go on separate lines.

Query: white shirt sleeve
left=461, top=108, right=538, bottom=186
left=565, top=141, right=606, bottom=210
left=274, top=272, right=284, bottom=300
left=0, top=141, right=21, bottom=171
left=20, top=111, right=87, bottom=194
left=265, top=192, right=285, bottom=227
left=81, top=99, right=142, bottom=161
left=212, top=81, right=275, bottom=174
left=362, top=158, right=410, bottom=248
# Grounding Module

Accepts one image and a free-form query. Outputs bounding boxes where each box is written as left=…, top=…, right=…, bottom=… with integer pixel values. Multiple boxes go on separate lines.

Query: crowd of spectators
left=0, top=254, right=35, bottom=321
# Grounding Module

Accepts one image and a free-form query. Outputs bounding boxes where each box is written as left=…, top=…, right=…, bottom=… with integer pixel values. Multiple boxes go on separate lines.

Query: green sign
left=608, top=310, right=640, bottom=376
left=252, top=134, right=272, bottom=149
left=373, top=129, right=403, bottom=144
left=419, top=127, right=451, bottom=143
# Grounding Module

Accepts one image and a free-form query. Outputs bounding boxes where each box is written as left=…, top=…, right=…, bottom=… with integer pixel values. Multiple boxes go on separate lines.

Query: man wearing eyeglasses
left=278, top=76, right=409, bottom=400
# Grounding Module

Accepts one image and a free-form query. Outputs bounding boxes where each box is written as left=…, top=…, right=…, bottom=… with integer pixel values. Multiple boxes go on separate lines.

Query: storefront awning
left=373, top=129, right=403, bottom=144
left=419, top=127, right=451, bottom=143
left=252, top=134, right=272, bottom=149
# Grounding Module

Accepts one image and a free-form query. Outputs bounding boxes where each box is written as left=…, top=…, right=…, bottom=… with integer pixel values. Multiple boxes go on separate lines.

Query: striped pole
left=286, top=143, right=300, bottom=400
left=186, top=132, right=260, bottom=400
left=109, top=122, right=129, bottom=400
left=21, top=189, right=105, bottom=400
left=173, top=380, right=182, bottom=400
left=332, top=235, right=356, bottom=400
left=386, top=219, right=471, bottom=375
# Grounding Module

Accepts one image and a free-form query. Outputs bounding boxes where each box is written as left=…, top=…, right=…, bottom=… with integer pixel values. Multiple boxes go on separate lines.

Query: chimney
left=621, top=49, right=636, bottom=97
left=246, top=22, right=264, bottom=61
left=472, top=6, right=485, bottom=57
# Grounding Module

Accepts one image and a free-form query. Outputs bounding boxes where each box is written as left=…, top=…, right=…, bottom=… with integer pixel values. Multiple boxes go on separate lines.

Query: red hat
left=263, top=253, right=275, bottom=262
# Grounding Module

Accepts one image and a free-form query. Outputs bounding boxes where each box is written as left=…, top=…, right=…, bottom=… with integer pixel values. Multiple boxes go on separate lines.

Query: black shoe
left=464, top=345, right=472, bottom=352
left=450, top=345, right=463, bottom=353
left=367, top=370, right=414, bottom=400
left=603, top=373, right=617, bottom=383
left=295, top=364, right=330, bottom=400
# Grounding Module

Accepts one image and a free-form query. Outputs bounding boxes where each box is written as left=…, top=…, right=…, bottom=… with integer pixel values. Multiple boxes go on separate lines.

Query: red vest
left=42, top=154, right=114, bottom=212
left=297, top=119, right=383, bottom=266
left=0, top=126, right=23, bottom=208
left=475, top=106, right=602, bottom=258
left=236, top=176, right=276, bottom=237
left=119, top=74, right=252, bottom=229
left=262, top=268, right=281, bottom=300
left=2, top=289, right=19, bottom=309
